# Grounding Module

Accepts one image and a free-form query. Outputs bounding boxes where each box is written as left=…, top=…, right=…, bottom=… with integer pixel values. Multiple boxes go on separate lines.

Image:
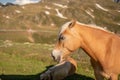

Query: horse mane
left=60, top=21, right=113, bottom=35
left=76, top=21, right=109, bottom=32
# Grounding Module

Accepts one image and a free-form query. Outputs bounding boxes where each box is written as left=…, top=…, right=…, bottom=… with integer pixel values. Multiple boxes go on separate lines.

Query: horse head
left=51, top=20, right=82, bottom=62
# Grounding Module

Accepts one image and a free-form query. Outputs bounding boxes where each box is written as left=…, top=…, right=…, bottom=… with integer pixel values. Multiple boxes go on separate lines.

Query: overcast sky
left=0, top=0, right=40, bottom=5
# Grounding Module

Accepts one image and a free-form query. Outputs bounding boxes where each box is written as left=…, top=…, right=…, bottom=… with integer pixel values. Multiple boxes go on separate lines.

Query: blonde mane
left=60, top=21, right=111, bottom=34
left=76, top=21, right=108, bottom=32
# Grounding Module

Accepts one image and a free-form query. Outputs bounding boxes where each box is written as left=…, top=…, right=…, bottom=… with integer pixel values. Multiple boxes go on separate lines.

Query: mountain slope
left=0, top=0, right=120, bottom=42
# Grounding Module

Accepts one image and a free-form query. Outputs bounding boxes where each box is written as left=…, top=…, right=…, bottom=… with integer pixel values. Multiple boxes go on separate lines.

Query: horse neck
left=77, top=24, right=110, bottom=62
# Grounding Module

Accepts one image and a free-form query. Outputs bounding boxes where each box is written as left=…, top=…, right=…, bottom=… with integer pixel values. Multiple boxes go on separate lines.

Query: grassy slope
left=0, top=41, right=94, bottom=80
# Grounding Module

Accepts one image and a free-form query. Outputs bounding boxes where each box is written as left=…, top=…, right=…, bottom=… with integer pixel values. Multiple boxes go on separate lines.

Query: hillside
left=0, top=0, right=120, bottom=42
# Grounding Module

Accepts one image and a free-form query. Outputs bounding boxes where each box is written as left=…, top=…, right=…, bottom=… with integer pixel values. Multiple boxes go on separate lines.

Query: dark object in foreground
left=40, top=57, right=77, bottom=80
left=114, top=0, right=120, bottom=3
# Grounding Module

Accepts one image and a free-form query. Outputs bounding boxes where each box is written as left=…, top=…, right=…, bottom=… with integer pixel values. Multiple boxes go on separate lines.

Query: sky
left=0, top=0, right=40, bottom=5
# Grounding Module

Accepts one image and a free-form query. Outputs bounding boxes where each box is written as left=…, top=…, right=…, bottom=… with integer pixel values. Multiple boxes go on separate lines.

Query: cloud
left=14, top=0, right=40, bottom=5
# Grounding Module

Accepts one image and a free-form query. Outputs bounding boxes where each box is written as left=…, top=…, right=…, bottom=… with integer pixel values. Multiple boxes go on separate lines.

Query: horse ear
left=68, top=20, right=76, bottom=28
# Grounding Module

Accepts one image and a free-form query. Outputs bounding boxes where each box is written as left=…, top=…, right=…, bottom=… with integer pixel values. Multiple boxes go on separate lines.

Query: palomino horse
left=51, top=20, right=120, bottom=80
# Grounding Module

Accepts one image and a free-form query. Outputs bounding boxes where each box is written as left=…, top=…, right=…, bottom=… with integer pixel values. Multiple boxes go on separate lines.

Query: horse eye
left=59, top=35, right=65, bottom=41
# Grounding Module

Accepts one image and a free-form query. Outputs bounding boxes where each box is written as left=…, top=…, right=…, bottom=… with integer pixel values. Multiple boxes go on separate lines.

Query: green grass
left=0, top=41, right=94, bottom=80
left=0, top=42, right=54, bottom=73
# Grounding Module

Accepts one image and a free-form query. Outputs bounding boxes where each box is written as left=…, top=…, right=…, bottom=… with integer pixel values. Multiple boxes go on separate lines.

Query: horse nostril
left=51, top=53, right=55, bottom=60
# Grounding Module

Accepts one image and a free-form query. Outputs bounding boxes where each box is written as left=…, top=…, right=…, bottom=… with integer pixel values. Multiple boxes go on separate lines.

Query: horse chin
left=51, top=54, right=59, bottom=62
left=54, top=56, right=61, bottom=63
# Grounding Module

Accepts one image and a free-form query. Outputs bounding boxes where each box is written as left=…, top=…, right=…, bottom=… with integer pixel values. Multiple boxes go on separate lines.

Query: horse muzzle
left=51, top=50, right=62, bottom=62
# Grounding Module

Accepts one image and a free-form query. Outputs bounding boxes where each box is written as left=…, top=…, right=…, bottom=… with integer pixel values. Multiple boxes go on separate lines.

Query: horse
left=40, top=56, right=77, bottom=80
left=51, top=20, right=120, bottom=80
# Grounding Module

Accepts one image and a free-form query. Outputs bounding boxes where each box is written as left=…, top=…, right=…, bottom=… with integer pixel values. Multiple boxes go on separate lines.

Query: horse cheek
left=65, top=40, right=76, bottom=51
left=71, top=39, right=80, bottom=50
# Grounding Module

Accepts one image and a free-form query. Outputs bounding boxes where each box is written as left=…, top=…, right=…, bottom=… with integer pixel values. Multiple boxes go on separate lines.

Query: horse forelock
left=59, top=21, right=71, bottom=35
